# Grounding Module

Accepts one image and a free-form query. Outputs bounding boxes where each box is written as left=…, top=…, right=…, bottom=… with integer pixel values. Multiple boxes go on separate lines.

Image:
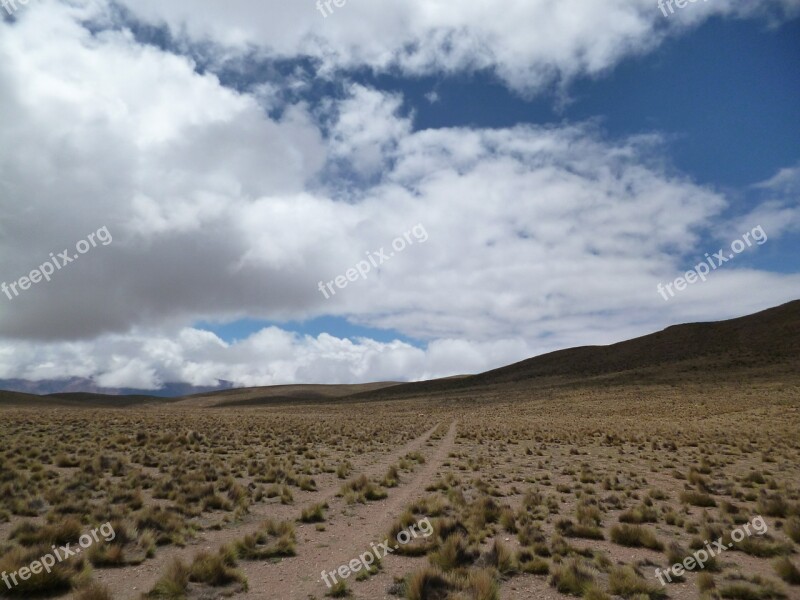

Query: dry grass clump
left=619, top=502, right=659, bottom=524
left=87, top=521, right=155, bottom=567
left=9, top=517, right=83, bottom=546
left=680, top=490, right=717, bottom=507
left=188, top=549, right=247, bottom=588
left=339, top=474, right=388, bottom=504
left=484, top=539, right=518, bottom=576
left=382, top=465, right=401, bottom=488
left=387, top=511, right=438, bottom=557
left=428, top=533, right=477, bottom=571
left=608, top=565, right=667, bottom=599
left=757, top=493, right=789, bottom=518
left=404, top=567, right=498, bottom=600
left=736, top=534, right=792, bottom=558
left=146, top=548, right=248, bottom=598
left=718, top=573, right=787, bottom=599
left=610, top=524, right=664, bottom=551
left=74, top=582, right=114, bottom=600
left=145, top=557, right=189, bottom=599
left=0, top=544, right=87, bottom=596
left=773, top=556, right=800, bottom=585
left=134, top=506, right=190, bottom=546
left=234, top=519, right=296, bottom=559
left=556, top=518, right=604, bottom=540
left=326, top=579, right=351, bottom=597
left=516, top=548, right=549, bottom=575
left=300, top=502, right=328, bottom=523
left=782, top=517, right=800, bottom=543
left=549, top=557, right=596, bottom=596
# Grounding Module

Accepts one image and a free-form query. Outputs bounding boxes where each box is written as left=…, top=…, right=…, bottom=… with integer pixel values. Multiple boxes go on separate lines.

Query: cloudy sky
left=0, top=0, right=798, bottom=390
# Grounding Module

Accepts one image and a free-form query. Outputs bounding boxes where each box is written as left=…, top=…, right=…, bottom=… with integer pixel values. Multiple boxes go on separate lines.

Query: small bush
left=189, top=550, right=247, bottom=588
left=326, top=580, right=350, bottom=597
left=774, top=557, right=800, bottom=585
left=610, top=524, right=664, bottom=551
left=680, top=490, right=717, bottom=508
left=74, top=582, right=113, bottom=600
left=300, top=503, right=327, bottom=523
left=609, top=565, right=667, bottom=599
left=146, top=558, right=189, bottom=599
left=549, top=558, right=595, bottom=596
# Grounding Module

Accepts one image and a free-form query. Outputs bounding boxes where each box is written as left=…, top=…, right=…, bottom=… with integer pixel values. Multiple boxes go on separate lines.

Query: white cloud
left=754, top=161, right=800, bottom=195
left=0, top=1, right=797, bottom=388
left=0, top=327, right=540, bottom=388
left=110, top=0, right=800, bottom=93
left=322, top=84, right=412, bottom=178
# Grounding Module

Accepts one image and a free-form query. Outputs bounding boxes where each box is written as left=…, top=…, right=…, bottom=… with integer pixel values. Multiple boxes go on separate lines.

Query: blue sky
left=0, top=0, right=798, bottom=389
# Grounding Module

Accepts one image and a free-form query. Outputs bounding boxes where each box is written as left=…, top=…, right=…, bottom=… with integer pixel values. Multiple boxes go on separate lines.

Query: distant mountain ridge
left=347, top=300, right=800, bottom=401
left=0, top=377, right=234, bottom=397
left=0, top=300, right=797, bottom=407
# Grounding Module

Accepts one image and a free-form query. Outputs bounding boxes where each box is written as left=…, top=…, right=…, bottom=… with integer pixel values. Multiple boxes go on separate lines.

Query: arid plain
left=1, top=302, right=798, bottom=600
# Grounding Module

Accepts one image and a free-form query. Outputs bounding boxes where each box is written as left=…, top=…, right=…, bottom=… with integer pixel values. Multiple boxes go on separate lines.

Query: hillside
left=1, top=300, right=797, bottom=407
left=346, top=299, right=800, bottom=401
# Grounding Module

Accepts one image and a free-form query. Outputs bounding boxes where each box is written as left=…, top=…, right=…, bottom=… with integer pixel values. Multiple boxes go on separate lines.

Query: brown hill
left=346, top=299, right=800, bottom=401
left=174, top=382, right=402, bottom=408
left=1, top=300, right=797, bottom=407
left=473, top=299, right=798, bottom=381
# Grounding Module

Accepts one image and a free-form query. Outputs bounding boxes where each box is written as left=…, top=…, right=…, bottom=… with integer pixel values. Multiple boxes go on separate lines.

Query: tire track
left=239, top=420, right=458, bottom=599
left=91, top=422, right=445, bottom=599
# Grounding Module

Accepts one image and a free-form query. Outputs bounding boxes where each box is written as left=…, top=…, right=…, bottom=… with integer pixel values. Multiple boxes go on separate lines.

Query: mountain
left=478, top=300, right=799, bottom=383
left=347, top=299, right=800, bottom=401
left=1, top=300, right=797, bottom=407
left=0, top=377, right=234, bottom=397
left=183, top=300, right=800, bottom=407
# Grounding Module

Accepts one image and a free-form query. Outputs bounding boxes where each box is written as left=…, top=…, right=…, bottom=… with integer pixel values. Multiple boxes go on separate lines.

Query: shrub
left=783, top=517, right=800, bottom=544
left=405, top=567, right=457, bottom=600
left=340, top=475, right=388, bottom=504
left=680, top=490, right=717, bottom=508
left=774, top=557, right=800, bottom=585
left=300, top=503, right=327, bottom=523
left=326, top=580, right=350, bottom=597
left=235, top=519, right=296, bottom=559
left=486, top=539, right=517, bottom=576
left=610, top=524, right=664, bottom=551
left=74, top=582, right=113, bottom=600
left=549, top=558, right=595, bottom=596
left=189, top=550, right=247, bottom=588
left=556, top=518, right=604, bottom=540
left=0, top=545, right=83, bottom=596
left=517, top=549, right=549, bottom=575
left=146, top=558, right=188, bottom=599
left=429, top=534, right=476, bottom=571
left=609, top=565, right=667, bottom=599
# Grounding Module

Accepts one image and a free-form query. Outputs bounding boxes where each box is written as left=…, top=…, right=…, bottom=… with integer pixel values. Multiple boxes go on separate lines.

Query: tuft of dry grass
left=774, top=556, right=800, bottom=585
left=610, top=524, right=664, bottom=551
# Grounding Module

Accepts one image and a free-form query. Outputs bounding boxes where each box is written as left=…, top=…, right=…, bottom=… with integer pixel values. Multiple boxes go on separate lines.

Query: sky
left=0, top=0, right=798, bottom=391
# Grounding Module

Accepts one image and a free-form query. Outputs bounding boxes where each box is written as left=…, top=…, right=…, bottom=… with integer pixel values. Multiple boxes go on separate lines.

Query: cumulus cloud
left=111, top=0, right=800, bottom=94
left=0, top=327, right=542, bottom=388
left=0, top=0, right=797, bottom=388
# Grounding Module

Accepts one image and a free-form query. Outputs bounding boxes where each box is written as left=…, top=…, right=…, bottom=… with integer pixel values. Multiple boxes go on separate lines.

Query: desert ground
left=1, top=375, right=799, bottom=600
